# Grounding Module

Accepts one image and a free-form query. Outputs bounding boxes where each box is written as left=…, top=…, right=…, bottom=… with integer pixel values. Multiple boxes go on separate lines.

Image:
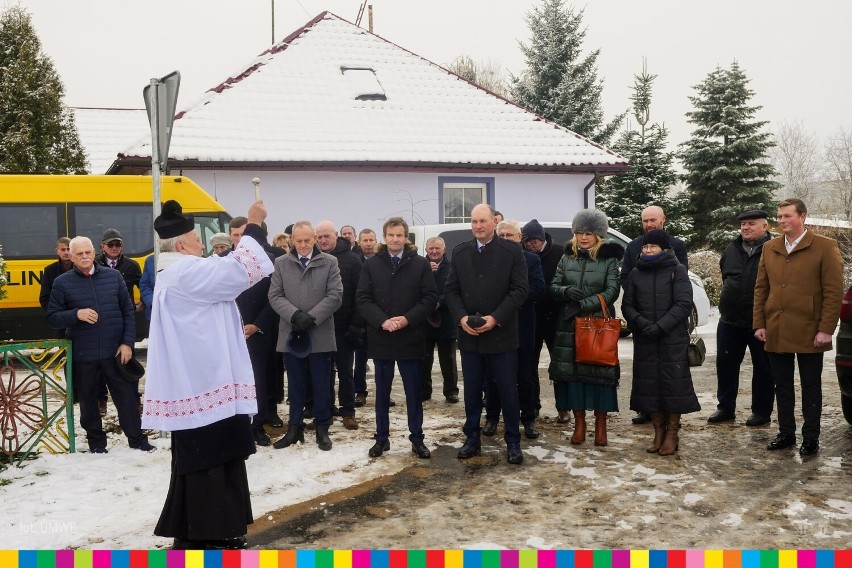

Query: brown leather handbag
left=574, top=293, right=620, bottom=366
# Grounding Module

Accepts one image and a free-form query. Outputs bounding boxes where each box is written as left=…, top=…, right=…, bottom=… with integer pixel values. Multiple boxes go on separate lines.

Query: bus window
left=0, top=204, right=63, bottom=259
left=71, top=204, right=153, bottom=256
left=195, top=214, right=227, bottom=256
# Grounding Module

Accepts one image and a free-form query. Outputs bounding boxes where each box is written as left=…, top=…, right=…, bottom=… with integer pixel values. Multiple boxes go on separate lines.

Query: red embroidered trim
left=232, top=245, right=265, bottom=286
left=144, top=383, right=256, bottom=418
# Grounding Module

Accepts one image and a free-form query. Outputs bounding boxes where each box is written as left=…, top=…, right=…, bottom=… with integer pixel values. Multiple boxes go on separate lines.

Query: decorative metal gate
left=0, top=339, right=75, bottom=467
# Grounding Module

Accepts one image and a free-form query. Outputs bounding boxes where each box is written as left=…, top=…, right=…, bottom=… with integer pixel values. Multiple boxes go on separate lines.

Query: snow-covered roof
left=115, top=12, right=627, bottom=173
left=72, top=108, right=148, bottom=174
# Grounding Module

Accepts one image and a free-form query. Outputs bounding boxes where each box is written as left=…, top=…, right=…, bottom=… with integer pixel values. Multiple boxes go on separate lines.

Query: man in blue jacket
left=47, top=236, right=151, bottom=454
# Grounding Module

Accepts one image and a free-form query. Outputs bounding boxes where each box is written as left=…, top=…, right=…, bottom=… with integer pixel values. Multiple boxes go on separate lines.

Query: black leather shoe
left=266, top=414, right=284, bottom=428
left=273, top=425, right=304, bottom=449
left=482, top=419, right=498, bottom=436
left=799, top=438, right=819, bottom=456
left=411, top=441, right=431, bottom=459
left=707, top=409, right=736, bottom=423
left=457, top=438, right=481, bottom=459
left=354, top=393, right=367, bottom=407
left=316, top=425, right=332, bottom=451
left=523, top=422, right=540, bottom=439
left=253, top=429, right=271, bottom=447
left=632, top=412, right=651, bottom=425
left=369, top=439, right=390, bottom=457
left=767, top=433, right=796, bottom=451
left=507, top=443, right=523, bottom=465
left=745, top=413, right=770, bottom=427
left=388, top=399, right=396, bottom=407
left=446, top=393, right=459, bottom=404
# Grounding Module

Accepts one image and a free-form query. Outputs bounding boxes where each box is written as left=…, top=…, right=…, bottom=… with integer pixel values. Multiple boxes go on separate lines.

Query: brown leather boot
left=570, top=410, right=586, bottom=444
left=659, top=413, right=681, bottom=456
left=594, top=411, right=608, bottom=446
left=646, top=412, right=666, bottom=453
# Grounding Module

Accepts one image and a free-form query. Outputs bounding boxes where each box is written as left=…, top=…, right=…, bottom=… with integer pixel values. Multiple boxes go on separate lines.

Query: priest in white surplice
left=142, top=199, right=273, bottom=550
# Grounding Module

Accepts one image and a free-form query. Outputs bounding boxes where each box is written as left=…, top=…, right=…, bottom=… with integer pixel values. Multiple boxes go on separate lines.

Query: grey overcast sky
left=19, top=0, right=852, bottom=150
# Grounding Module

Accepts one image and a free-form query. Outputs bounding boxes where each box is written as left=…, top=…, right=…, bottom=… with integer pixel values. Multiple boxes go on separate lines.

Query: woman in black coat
left=622, top=230, right=700, bottom=456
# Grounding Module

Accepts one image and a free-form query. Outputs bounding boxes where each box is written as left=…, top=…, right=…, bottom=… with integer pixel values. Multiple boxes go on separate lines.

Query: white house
left=109, top=11, right=628, bottom=235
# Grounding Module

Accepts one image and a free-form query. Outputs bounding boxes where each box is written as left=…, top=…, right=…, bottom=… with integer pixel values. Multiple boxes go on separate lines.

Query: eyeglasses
left=498, top=232, right=519, bottom=238
left=105, top=241, right=123, bottom=248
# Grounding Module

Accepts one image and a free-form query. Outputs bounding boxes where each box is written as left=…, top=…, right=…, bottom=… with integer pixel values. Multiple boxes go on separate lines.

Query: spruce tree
left=596, top=61, right=685, bottom=239
left=679, top=61, right=778, bottom=250
left=512, top=0, right=624, bottom=145
left=0, top=6, right=87, bottom=173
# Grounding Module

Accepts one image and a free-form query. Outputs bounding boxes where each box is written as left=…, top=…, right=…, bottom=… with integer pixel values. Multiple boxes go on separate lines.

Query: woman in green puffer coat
left=549, top=209, right=624, bottom=446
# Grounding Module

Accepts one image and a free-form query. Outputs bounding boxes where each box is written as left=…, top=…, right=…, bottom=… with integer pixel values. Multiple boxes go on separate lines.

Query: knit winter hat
left=571, top=209, right=608, bottom=238
left=521, top=219, right=546, bottom=242
left=154, top=200, right=195, bottom=239
left=209, top=233, right=231, bottom=248
left=642, top=229, right=671, bottom=249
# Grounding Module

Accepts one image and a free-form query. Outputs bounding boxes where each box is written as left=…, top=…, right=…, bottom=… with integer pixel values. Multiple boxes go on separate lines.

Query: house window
left=439, top=177, right=494, bottom=224
left=340, top=67, right=386, bottom=101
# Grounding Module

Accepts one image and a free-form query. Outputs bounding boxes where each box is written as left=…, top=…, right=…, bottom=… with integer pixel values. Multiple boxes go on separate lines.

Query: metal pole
left=150, top=79, right=162, bottom=269
left=271, top=0, right=275, bottom=44
left=368, top=5, right=373, bottom=33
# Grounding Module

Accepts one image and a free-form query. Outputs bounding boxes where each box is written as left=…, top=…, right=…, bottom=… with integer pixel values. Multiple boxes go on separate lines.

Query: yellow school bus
left=0, top=175, right=232, bottom=341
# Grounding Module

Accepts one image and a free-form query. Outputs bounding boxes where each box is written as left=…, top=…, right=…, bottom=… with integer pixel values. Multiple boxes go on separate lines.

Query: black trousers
left=422, top=337, right=459, bottom=399
left=353, top=337, right=369, bottom=395
left=766, top=352, right=824, bottom=439
left=462, top=350, right=520, bottom=443
left=247, top=343, right=273, bottom=430
left=330, top=332, right=356, bottom=417
left=715, top=321, right=775, bottom=417
left=485, top=343, right=538, bottom=425
left=533, top=318, right=557, bottom=411
left=374, top=359, right=424, bottom=443
left=74, top=357, right=145, bottom=450
left=286, top=352, right=333, bottom=426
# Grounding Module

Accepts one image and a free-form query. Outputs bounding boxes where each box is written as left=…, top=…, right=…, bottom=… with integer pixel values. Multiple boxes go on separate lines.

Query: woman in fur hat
left=548, top=209, right=623, bottom=446
left=622, top=229, right=700, bottom=456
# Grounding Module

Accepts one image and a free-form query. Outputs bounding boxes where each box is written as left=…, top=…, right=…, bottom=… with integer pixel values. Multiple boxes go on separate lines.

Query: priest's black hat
left=155, top=200, right=195, bottom=239
left=287, top=330, right=312, bottom=358
left=116, top=354, right=145, bottom=382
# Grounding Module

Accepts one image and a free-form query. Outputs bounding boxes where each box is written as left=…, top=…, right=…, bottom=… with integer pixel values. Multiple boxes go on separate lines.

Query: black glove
left=641, top=323, right=663, bottom=338
left=560, top=301, right=581, bottom=320
left=291, top=310, right=317, bottom=332
left=565, top=287, right=585, bottom=301
left=347, top=325, right=365, bottom=346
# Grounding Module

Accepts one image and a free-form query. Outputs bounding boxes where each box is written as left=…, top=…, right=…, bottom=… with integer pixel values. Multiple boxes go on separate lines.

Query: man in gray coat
left=269, top=221, right=343, bottom=451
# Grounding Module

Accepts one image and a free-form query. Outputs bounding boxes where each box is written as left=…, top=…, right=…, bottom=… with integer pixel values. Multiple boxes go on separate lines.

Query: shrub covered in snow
left=689, top=249, right=721, bottom=306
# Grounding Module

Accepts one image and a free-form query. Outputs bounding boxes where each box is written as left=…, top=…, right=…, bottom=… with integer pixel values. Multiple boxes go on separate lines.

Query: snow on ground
left=2, top=307, right=845, bottom=549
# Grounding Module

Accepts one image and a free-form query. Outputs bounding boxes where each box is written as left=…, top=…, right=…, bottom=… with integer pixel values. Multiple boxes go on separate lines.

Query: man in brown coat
left=753, top=198, right=844, bottom=456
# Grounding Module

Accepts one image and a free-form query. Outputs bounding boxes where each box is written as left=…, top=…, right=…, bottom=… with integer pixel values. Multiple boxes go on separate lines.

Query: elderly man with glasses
left=96, top=228, right=143, bottom=314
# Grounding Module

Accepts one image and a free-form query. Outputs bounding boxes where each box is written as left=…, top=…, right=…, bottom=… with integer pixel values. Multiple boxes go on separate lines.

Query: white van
left=407, top=222, right=710, bottom=331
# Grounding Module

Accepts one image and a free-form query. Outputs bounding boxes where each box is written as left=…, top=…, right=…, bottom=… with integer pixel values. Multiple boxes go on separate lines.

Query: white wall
left=183, top=169, right=594, bottom=236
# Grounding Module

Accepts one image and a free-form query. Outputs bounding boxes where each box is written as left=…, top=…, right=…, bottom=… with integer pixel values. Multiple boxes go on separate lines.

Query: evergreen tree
left=679, top=61, right=778, bottom=250
left=512, top=0, right=624, bottom=145
left=0, top=6, right=87, bottom=173
left=596, top=61, right=686, bottom=239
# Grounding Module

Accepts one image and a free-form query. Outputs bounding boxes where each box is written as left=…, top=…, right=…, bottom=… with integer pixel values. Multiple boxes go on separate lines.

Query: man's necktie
left=300, top=257, right=309, bottom=268
left=109, top=260, right=117, bottom=269
left=392, top=256, right=400, bottom=268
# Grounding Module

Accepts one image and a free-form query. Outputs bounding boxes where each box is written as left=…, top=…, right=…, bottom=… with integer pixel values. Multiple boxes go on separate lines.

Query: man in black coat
left=708, top=210, right=775, bottom=426
left=445, top=204, right=529, bottom=464
left=620, top=205, right=688, bottom=425
left=46, top=236, right=150, bottom=454
left=522, top=219, right=565, bottom=419
left=40, top=237, right=73, bottom=340
left=421, top=236, right=459, bottom=403
left=235, top=230, right=281, bottom=447
left=317, top=220, right=364, bottom=430
left=357, top=217, right=437, bottom=459
left=483, top=220, right=545, bottom=439
left=96, top=229, right=143, bottom=313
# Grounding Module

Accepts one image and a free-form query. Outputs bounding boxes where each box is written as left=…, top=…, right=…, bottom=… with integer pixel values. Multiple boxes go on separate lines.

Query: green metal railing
left=0, top=339, right=75, bottom=467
